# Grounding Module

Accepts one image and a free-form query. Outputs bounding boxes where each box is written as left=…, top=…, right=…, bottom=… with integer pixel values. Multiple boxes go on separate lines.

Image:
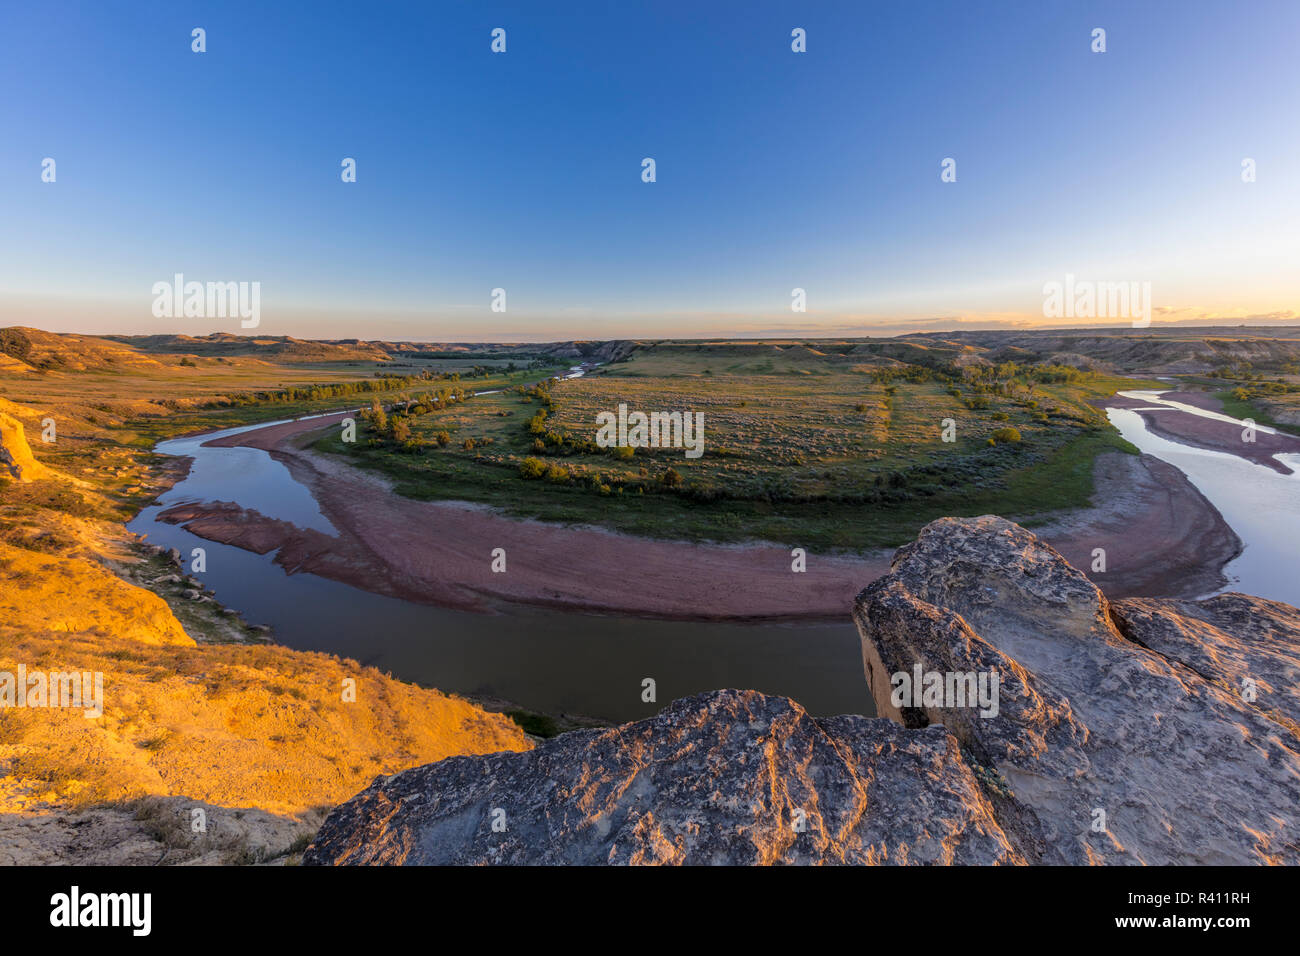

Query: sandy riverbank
left=1101, top=390, right=1300, bottom=475
left=154, top=410, right=1243, bottom=619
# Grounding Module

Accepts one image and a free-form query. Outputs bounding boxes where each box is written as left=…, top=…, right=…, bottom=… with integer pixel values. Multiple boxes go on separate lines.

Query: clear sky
left=2, top=0, right=1297, bottom=342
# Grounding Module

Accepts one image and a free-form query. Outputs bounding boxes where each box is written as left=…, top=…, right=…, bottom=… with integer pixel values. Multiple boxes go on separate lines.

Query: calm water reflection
left=1107, top=391, right=1300, bottom=606
left=131, top=418, right=871, bottom=722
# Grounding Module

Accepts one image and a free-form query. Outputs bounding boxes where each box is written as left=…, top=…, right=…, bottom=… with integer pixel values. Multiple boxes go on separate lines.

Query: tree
left=365, top=399, right=388, bottom=435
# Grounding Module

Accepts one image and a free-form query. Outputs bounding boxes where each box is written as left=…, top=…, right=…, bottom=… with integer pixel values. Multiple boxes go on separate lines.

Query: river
left=1106, top=390, right=1300, bottom=606
left=127, top=386, right=1299, bottom=724
left=127, top=380, right=871, bottom=723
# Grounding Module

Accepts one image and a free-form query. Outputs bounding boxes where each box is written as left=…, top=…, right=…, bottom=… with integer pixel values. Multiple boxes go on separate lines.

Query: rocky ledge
left=305, top=516, right=1300, bottom=865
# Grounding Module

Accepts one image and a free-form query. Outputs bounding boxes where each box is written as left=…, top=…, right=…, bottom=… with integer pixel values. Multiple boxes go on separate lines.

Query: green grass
left=1214, top=388, right=1300, bottom=438
left=125, top=364, right=566, bottom=444
left=315, top=345, right=1154, bottom=550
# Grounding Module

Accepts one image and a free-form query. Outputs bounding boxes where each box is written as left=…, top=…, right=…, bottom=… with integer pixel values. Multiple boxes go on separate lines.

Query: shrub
left=0, top=328, right=33, bottom=361
left=990, top=427, right=1022, bottom=444
left=434, top=431, right=451, bottom=447
left=519, top=457, right=546, bottom=479
left=364, top=399, right=387, bottom=435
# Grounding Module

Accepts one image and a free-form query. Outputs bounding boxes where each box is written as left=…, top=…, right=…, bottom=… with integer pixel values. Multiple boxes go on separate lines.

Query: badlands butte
left=2, top=323, right=1300, bottom=864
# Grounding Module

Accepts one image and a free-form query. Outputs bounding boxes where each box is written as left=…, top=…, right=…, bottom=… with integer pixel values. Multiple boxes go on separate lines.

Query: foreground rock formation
left=304, top=689, right=1020, bottom=864
left=305, top=515, right=1300, bottom=866
left=857, top=516, right=1299, bottom=865
left=0, top=411, right=50, bottom=482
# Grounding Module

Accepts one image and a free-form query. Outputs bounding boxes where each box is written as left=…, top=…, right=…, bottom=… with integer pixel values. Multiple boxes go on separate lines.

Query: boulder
left=854, top=515, right=1300, bottom=865
left=304, top=689, right=1020, bottom=865
left=304, top=516, right=1300, bottom=865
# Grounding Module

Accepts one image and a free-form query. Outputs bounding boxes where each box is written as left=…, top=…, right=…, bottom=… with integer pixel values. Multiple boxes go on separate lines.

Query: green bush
left=990, top=427, right=1021, bottom=444
left=519, top=457, right=546, bottom=479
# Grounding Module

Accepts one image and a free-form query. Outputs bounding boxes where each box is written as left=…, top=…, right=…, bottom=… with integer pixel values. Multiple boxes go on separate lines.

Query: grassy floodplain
left=319, top=341, right=1155, bottom=550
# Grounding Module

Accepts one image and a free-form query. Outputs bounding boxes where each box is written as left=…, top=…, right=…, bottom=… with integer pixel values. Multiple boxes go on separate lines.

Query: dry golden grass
left=0, top=543, right=193, bottom=646
left=0, top=619, right=530, bottom=815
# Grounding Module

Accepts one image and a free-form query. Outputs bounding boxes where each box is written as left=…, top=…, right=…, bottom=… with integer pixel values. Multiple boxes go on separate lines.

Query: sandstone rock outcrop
left=855, top=515, right=1300, bottom=865
left=0, top=411, right=50, bottom=482
left=305, top=516, right=1300, bottom=866
left=305, top=689, right=1021, bottom=865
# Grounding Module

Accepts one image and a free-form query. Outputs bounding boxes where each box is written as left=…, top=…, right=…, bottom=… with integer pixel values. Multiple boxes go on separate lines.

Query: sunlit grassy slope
left=0, top=331, right=534, bottom=862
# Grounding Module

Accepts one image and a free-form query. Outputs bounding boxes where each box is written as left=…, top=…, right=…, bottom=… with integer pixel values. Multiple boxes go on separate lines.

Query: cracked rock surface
left=855, top=515, right=1300, bottom=865
left=306, top=516, right=1300, bottom=865
left=304, top=689, right=1019, bottom=864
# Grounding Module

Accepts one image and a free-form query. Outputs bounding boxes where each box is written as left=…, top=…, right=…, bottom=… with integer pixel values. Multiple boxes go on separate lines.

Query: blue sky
left=2, top=0, right=1297, bottom=341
